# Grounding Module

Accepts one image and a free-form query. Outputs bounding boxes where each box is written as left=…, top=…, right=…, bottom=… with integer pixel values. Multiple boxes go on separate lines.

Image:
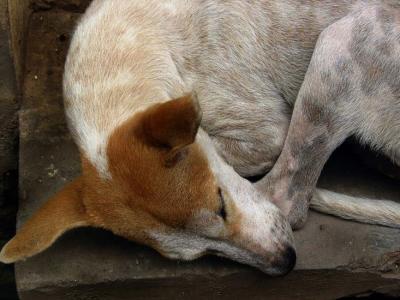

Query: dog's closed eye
left=217, top=188, right=227, bottom=221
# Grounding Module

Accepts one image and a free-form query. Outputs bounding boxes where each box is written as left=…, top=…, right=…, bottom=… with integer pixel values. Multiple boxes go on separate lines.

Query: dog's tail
left=310, top=188, right=400, bottom=228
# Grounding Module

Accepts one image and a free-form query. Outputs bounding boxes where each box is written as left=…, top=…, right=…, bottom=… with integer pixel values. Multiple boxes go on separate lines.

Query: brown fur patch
left=141, top=94, right=202, bottom=149
left=105, top=101, right=218, bottom=228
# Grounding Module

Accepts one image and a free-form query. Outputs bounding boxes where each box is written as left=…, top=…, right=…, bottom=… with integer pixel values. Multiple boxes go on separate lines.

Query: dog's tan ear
left=142, top=93, right=202, bottom=150
left=0, top=177, right=90, bottom=264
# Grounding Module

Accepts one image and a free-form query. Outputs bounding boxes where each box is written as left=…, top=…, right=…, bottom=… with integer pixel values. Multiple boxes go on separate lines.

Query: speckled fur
left=256, top=3, right=400, bottom=229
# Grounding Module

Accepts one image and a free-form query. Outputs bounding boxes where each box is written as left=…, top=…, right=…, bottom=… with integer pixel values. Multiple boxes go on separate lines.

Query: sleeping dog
left=1, top=0, right=399, bottom=276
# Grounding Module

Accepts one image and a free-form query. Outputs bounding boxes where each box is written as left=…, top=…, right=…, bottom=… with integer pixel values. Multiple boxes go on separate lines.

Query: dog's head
left=0, top=94, right=295, bottom=276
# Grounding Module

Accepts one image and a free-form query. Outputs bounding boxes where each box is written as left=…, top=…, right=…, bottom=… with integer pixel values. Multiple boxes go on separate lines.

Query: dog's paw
left=287, top=201, right=309, bottom=230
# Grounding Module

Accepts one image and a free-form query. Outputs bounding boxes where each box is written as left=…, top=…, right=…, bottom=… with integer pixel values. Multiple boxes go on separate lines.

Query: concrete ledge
left=16, top=229, right=400, bottom=300
left=15, top=9, right=400, bottom=300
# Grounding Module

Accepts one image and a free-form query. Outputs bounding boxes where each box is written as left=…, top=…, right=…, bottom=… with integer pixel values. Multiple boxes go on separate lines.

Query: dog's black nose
left=272, top=246, right=297, bottom=276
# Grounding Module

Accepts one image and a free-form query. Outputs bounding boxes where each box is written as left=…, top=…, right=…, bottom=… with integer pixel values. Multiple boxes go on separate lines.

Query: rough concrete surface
left=0, top=0, right=18, bottom=200
left=29, top=0, right=91, bottom=13
left=0, top=0, right=22, bottom=299
left=7, top=0, right=30, bottom=90
left=13, top=5, right=400, bottom=300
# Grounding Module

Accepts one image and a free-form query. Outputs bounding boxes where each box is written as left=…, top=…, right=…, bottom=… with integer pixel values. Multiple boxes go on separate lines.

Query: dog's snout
left=271, top=246, right=296, bottom=276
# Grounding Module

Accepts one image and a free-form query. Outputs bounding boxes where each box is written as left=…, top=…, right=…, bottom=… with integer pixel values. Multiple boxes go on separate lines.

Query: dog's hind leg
left=256, top=4, right=400, bottom=229
left=256, top=21, right=355, bottom=228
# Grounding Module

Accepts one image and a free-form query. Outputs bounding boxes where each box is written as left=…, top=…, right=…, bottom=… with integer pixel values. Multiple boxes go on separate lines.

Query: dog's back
left=64, top=0, right=362, bottom=177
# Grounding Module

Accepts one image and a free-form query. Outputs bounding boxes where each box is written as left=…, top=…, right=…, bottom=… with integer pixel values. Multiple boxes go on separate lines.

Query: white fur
left=63, top=1, right=191, bottom=178
left=148, top=131, right=294, bottom=274
left=311, top=189, right=400, bottom=228
left=197, top=129, right=294, bottom=247
left=148, top=230, right=289, bottom=275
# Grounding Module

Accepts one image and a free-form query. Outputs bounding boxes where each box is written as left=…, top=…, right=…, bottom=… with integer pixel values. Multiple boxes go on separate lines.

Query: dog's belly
left=197, top=84, right=292, bottom=177
left=210, top=134, right=284, bottom=178
left=194, top=52, right=294, bottom=177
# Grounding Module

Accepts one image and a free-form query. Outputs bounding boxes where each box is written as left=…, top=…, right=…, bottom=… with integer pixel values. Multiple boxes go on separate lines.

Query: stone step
left=15, top=9, right=400, bottom=300
left=0, top=0, right=27, bottom=298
